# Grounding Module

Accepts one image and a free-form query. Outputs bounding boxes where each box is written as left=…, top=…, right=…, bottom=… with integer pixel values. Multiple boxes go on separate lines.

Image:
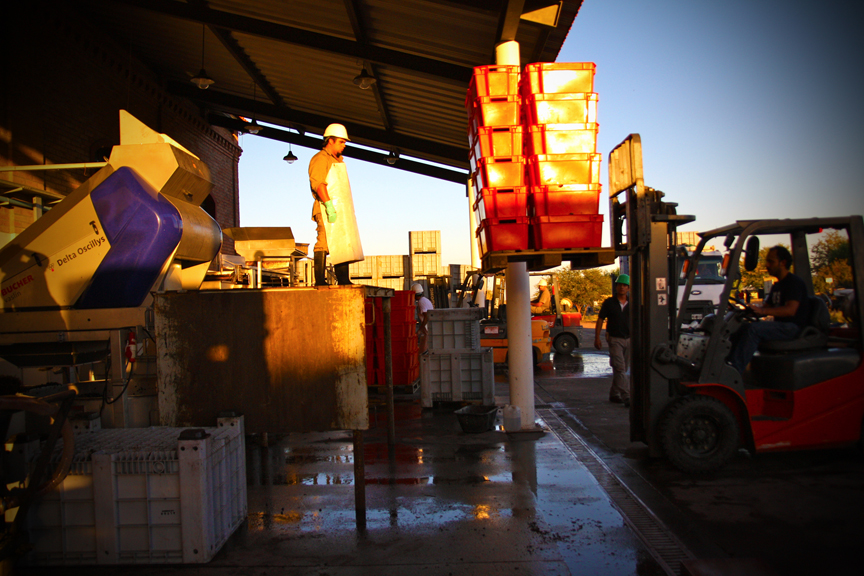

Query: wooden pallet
left=481, top=247, right=616, bottom=274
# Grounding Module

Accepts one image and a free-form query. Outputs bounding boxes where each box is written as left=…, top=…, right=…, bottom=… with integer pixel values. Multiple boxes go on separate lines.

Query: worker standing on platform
left=530, top=279, right=552, bottom=314
left=594, top=275, right=631, bottom=407
left=413, top=283, right=434, bottom=353
left=308, top=123, right=365, bottom=286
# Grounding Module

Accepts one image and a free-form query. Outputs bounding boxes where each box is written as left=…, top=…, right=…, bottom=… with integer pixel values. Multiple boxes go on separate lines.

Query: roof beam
left=207, top=115, right=468, bottom=185
left=342, top=0, right=393, bottom=132
left=170, top=82, right=469, bottom=168
left=92, top=0, right=474, bottom=84
left=496, top=0, right=526, bottom=43
left=187, top=0, right=284, bottom=107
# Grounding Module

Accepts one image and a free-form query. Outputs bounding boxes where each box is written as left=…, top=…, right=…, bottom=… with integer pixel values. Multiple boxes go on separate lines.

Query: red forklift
left=610, top=134, right=863, bottom=473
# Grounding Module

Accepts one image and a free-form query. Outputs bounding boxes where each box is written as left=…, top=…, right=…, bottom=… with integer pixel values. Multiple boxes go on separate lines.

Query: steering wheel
left=728, top=296, right=758, bottom=318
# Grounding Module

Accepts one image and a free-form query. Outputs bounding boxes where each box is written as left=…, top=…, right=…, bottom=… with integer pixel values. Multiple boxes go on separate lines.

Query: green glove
left=324, top=200, right=337, bottom=223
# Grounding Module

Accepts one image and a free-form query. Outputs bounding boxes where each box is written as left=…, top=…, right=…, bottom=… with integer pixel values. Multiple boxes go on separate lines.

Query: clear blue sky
left=237, top=0, right=864, bottom=267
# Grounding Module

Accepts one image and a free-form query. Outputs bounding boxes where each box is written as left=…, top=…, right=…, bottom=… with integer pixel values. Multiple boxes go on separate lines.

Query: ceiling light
left=191, top=69, right=215, bottom=89
left=386, top=151, right=399, bottom=165
left=353, top=68, right=377, bottom=90
left=283, top=141, right=298, bottom=164
left=244, top=119, right=262, bottom=134
left=191, top=24, right=214, bottom=89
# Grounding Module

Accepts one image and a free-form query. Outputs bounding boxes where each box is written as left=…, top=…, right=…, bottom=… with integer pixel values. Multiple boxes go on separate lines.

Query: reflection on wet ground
left=239, top=407, right=665, bottom=575
left=548, top=350, right=613, bottom=378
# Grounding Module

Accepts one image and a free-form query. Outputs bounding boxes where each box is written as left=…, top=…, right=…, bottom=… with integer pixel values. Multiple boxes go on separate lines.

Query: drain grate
left=538, top=408, right=695, bottom=576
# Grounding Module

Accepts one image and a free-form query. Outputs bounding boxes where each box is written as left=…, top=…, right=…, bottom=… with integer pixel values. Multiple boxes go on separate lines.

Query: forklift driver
left=530, top=279, right=552, bottom=314
left=727, top=245, right=811, bottom=374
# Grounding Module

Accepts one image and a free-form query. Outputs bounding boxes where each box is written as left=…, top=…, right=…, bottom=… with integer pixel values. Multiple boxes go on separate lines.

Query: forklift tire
left=533, top=346, right=541, bottom=366
left=659, top=395, right=739, bottom=474
left=553, top=333, right=578, bottom=355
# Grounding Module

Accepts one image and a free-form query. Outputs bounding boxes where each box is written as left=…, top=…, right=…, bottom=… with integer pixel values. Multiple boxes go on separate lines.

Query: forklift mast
left=608, top=135, right=695, bottom=453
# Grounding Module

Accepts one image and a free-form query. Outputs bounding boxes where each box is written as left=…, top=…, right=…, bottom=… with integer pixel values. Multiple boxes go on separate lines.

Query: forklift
left=531, top=273, right=584, bottom=355
left=611, top=134, right=864, bottom=473
left=479, top=275, right=552, bottom=366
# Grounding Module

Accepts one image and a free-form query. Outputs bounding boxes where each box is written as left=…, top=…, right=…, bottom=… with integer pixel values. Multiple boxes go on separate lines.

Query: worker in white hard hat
left=412, top=283, right=434, bottom=353
left=530, top=278, right=552, bottom=314
left=308, top=123, right=365, bottom=286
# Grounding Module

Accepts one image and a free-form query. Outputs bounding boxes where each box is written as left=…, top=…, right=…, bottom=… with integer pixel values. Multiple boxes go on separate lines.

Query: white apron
left=323, top=161, right=364, bottom=265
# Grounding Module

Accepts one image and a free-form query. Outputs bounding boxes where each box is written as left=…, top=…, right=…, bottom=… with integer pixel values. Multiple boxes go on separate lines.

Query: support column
left=506, top=262, right=535, bottom=429
left=496, top=40, right=534, bottom=430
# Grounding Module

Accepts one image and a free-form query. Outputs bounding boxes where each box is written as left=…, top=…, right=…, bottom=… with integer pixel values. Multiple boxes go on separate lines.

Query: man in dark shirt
left=595, top=274, right=631, bottom=406
left=728, top=245, right=810, bottom=373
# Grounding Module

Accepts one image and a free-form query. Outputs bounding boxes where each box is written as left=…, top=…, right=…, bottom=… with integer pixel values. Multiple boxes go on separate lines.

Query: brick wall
left=0, top=4, right=241, bottom=254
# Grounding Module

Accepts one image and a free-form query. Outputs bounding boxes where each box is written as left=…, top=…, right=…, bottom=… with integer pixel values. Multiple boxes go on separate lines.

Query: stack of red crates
left=466, top=65, right=530, bottom=256
left=521, top=62, right=603, bottom=249
left=365, top=290, right=419, bottom=386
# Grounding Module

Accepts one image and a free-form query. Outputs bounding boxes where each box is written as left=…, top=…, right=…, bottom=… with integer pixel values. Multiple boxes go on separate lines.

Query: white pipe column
left=497, top=40, right=535, bottom=430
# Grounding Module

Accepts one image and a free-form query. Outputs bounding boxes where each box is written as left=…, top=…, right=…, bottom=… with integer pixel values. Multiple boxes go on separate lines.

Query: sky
left=236, top=0, right=864, bottom=269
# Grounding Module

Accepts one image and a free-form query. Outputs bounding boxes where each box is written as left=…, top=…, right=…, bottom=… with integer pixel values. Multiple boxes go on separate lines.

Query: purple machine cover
left=76, top=166, right=183, bottom=309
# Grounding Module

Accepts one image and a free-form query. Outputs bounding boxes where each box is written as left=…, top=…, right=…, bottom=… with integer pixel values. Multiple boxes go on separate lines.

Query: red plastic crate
left=526, top=153, right=602, bottom=187
left=373, top=352, right=419, bottom=372
left=531, top=214, right=604, bottom=249
left=473, top=187, right=528, bottom=221
left=391, top=290, right=414, bottom=308
left=473, top=156, right=525, bottom=189
left=471, top=125, right=524, bottom=160
left=391, top=336, right=419, bottom=355
left=523, top=93, right=598, bottom=125
left=468, top=95, right=521, bottom=135
left=521, top=62, right=596, bottom=96
left=389, top=305, right=415, bottom=324
left=526, top=123, right=599, bottom=155
left=529, top=184, right=601, bottom=217
left=476, top=217, right=530, bottom=255
left=374, top=366, right=420, bottom=386
left=367, top=320, right=416, bottom=340
left=467, top=65, right=520, bottom=103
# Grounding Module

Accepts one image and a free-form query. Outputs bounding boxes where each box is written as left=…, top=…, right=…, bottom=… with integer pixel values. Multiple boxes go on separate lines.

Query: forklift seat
left=749, top=347, right=859, bottom=391
left=758, top=296, right=830, bottom=353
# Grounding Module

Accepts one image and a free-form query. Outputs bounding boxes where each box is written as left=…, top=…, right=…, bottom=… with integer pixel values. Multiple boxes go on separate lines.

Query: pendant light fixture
left=353, top=68, right=377, bottom=90
left=244, top=83, right=262, bottom=134
left=190, top=23, right=215, bottom=89
left=283, top=141, right=298, bottom=164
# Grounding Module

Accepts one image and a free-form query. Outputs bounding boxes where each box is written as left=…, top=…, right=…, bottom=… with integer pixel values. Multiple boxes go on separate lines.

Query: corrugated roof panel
left=209, top=0, right=355, bottom=39
left=87, top=4, right=254, bottom=99
left=235, top=35, right=383, bottom=130
left=361, top=0, right=497, bottom=66
left=72, top=0, right=583, bottom=171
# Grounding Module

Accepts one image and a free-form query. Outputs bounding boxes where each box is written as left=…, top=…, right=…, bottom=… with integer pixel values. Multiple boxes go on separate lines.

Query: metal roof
left=80, top=0, right=584, bottom=182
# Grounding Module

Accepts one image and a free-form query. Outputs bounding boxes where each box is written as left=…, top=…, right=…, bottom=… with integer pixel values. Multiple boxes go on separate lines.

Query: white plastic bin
left=420, top=348, right=494, bottom=407
left=427, top=308, right=483, bottom=351
left=23, top=415, right=247, bottom=565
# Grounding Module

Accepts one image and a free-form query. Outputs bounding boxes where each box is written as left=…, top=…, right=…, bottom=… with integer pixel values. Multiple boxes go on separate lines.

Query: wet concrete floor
left=533, top=345, right=864, bottom=576
left=21, top=345, right=864, bottom=576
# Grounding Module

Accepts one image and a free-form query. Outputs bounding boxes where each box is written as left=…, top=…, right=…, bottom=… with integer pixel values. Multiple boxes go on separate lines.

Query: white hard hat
left=538, top=279, right=548, bottom=287
left=323, top=123, right=350, bottom=141
left=412, top=283, right=424, bottom=294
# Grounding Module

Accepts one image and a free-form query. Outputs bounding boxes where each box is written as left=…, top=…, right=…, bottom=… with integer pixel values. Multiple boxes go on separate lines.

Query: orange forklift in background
left=531, top=273, right=584, bottom=355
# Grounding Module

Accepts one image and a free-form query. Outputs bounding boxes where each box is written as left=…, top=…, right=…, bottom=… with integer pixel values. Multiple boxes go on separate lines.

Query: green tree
left=737, top=246, right=771, bottom=294
left=556, top=268, right=614, bottom=312
left=811, top=231, right=852, bottom=293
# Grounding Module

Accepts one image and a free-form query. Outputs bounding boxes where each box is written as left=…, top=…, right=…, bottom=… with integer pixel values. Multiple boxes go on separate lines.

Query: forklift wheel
left=554, top=333, right=578, bottom=355
left=660, top=395, right=739, bottom=474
